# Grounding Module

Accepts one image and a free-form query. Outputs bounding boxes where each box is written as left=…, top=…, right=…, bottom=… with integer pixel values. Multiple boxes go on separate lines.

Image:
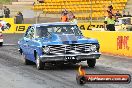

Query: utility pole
left=90, top=0, right=92, bottom=26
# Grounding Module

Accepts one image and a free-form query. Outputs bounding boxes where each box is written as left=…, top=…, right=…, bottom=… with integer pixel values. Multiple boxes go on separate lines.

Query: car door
left=21, top=26, right=31, bottom=57
left=23, top=26, right=35, bottom=61
left=26, top=27, right=36, bottom=61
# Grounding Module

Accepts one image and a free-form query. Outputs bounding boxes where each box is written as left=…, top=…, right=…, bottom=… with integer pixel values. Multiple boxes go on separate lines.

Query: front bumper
left=40, top=52, right=101, bottom=62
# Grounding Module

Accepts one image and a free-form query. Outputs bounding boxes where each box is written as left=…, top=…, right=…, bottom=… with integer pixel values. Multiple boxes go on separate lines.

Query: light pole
left=90, top=0, right=92, bottom=25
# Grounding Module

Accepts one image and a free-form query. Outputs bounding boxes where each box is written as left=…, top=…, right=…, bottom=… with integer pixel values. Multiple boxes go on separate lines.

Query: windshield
left=36, top=25, right=82, bottom=38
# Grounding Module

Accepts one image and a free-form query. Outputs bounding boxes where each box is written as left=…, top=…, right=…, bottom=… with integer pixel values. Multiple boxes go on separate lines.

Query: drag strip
left=3, top=34, right=23, bottom=45
left=0, top=45, right=132, bottom=88
left=0, top=34, right=131, bottom=88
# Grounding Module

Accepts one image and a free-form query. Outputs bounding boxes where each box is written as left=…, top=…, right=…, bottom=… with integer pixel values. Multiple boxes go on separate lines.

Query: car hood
left=38, top=34, right=98, bottom=45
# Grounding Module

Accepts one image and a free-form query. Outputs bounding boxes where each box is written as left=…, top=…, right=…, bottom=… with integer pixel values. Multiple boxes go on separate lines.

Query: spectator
left=70, top=16, right=78, bottom=24
left=15, top=12, right=24, bottom=24
left=37, top=0, right=44, bottom=3
left=68, top=11, right=74, bottom=21
left=104, top=12, right=116, bottom=31
left=19, top=11, right=24, bottom=20
left=61, top=13, right=68, bottom=22
left=115, top=10, right=122, bottom=18
left=107, top=5, right=114, bottom=16
left=3, top=6, right=10, bottom=18
left=62, top=8, right=68, bottom=15
left=0, top=7, right=3, bottom=18
left=126, top=11, right=131, bottom=17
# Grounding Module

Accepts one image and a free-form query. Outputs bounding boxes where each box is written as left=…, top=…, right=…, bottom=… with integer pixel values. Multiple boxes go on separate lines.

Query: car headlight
left=43, top=46, right=50, bottom=54
left=90, top=45, right=97, bottom=51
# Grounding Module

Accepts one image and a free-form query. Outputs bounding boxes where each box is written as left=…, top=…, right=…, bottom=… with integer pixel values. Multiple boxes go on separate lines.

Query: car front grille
left=48, top=44, right=92, bottom=54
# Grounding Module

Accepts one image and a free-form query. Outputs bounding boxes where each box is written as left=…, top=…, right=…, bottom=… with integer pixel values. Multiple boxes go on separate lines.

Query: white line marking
left=3, top=44, right=17, bottom=46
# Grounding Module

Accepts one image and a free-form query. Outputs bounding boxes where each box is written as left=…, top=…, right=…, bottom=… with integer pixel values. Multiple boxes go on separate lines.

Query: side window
left=24, top=26, right=31, bottom=37
left=25, top=26, right=35, bottom=39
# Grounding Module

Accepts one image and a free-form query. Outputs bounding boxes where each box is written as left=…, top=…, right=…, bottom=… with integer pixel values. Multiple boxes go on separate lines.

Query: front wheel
left=22, top=53, right=31, bottom=65
left=36, top=54, right=45, bottom=70
left=87, top=59, right=96, bottom=68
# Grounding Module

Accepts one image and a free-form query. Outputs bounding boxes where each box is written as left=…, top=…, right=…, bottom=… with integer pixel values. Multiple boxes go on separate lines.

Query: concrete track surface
left=0, top=34, right=132, bottom=88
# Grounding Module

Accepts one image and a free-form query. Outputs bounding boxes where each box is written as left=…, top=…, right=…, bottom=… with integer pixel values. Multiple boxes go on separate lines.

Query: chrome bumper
left=40, top=52, right=101, bottom=62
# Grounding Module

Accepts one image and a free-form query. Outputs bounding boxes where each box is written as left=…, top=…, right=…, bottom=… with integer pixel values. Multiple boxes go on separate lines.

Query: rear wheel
left=36, top=54, right=45, bottom=70
left=22, top=53, right=31, bottom=65
left=87, top=59, right=96, bottom=68
left=0, top=42, right=3, bottom=46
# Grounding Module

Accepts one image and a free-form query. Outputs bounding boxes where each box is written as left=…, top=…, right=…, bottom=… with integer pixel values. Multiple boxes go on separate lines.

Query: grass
left=0, top=0, right=11, bottom=4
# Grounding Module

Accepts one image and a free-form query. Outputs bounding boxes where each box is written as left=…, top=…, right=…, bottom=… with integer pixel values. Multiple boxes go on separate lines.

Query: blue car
left=18, top=22, right=101, bottom=70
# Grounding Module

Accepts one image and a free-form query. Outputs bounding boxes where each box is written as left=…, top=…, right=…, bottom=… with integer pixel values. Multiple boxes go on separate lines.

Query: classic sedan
left=18, top=22, right=101, bottom=70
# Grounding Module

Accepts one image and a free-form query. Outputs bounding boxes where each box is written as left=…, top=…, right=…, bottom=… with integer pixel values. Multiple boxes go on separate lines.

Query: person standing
left=3, top=6, right=10, bottom=18
left=15, top=12, right=24, bottom=24
left=37, top=0, right=44, bottom=3
left=68, top=11, right=74, bottom=21
left=62, top=8, right=68, bottom=15
left=18, top=11, right=24, bottom=23
left=61, top=13, right=68, bottom=22
left=107, top=5, right=114, bottom=16
left=104, top=12, right=116, bottom=31
left=0, top=7, right=4, bottom=18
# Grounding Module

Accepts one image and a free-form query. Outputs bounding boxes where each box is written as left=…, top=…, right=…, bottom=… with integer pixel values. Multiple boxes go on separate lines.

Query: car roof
left=32, top=22, right=77, bottom=27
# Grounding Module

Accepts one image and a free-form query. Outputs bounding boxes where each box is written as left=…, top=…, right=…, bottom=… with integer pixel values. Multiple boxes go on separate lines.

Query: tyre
left=0, top=42, right=3, bottom=46
left=22, top=53, right=31, bottom=65
left=36, top=54, right=45, bottom=70
left=87, top=59, right=96, bottom=68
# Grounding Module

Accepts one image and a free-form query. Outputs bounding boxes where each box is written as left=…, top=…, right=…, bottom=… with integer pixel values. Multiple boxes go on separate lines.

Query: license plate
left=65, top=57, right=76, bottom=60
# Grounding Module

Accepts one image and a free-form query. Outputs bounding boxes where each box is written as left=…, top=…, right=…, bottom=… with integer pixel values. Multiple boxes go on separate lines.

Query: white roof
left=32, top=22, right=76, bottom=26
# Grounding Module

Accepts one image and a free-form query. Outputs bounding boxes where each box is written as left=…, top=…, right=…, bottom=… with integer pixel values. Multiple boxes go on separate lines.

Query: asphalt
left=0, top=34, right=132, bottom=88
